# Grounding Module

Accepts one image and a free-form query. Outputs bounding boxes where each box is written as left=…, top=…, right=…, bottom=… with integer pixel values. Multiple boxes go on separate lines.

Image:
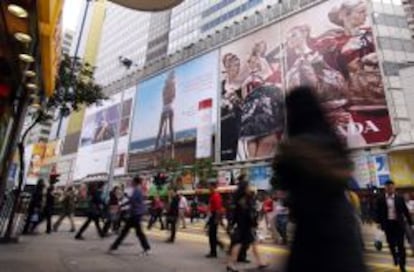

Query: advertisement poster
left=26, top=142, right=46, bottom=185
left=220, top=24, right=285, bottom=162
left=371, top=154, right=391, bottom=187
left=74, top=88, right=135, bottom=180
left=350, top=151, right=371, bottom=189
left=218, top=170, right=232, bottom=187
left=249, top=166, right=272, bottom=190
left=220, top=0, right=392, bottom=162
left=129, top=51, right=218, bottom=170
left=389, top=151, right=414, bottom=187
left=281, top=0, right=391, bottom=148
left=196, top=99, right=213, bottom=159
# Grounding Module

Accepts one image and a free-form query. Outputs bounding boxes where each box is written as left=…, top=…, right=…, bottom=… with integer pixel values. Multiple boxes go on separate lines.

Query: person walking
left=166, top=189, right=180, bottom=243
left=404, top=193, right=414, bottom=256
left=227, top=181, right=267, bottom=271
left=275, top=191, right=289, bottom=245
left=23, top=179, right=45, bottom=234
left=109, top=176, right=151, bottom=255
left=206, top=181, right=223, bottom=258
left=273, top=86, right=366, bottom=272
left=377, top=180, right=412, bottom=271
left=31, top=184, right=55, bottom=234
left=53, top=186, right=76, bottom=232
left=75, top=183, right=105, bottom=240
left=178, top=193, right=188, bottom=229
left=190, top=197, right=199, bottom=223
left=147, top=195, right=165, bottom=230
left=103, top=186, right=121, bottom=235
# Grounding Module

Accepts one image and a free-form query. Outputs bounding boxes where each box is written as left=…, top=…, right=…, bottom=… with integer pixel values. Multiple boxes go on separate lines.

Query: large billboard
left=220, top=0, right=392, bottom=162
left=73, top=88, right=135, bottom=180
left=281, top=0, right=391, bottom=148
left=129, top=51, right=219, bottom=171
left=220, top=24, right=285, bottom=162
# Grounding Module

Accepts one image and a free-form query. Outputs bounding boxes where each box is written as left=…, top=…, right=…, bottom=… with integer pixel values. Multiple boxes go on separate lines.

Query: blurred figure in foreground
left=376, top=180, right=412, bottom=272
left=226, top=179, right=267, bottom=271
left=273, top=86, right=366, bottom=272
left=53, top=186, right=76, bottom=232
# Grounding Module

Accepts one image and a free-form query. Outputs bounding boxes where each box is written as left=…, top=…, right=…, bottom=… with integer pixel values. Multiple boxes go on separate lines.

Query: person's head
left=286, top=25, right=310, bottom=50
left=252, top=41, right=267, bottom=57
left=97, top=182, right=105, bottom=191
left=286, top=86, right=335, bottom=137
left=132, top=176, right=143, bottom=187
left=385, top=180, right=396, bottom=195
left=37, top=179, right=45, bottom=188
left=209, top=181, right=218, bottom=193
left=66, top=186, right=73, bottom=192
left=223, top=53, right=241, bottom=80
left=235, top=180, right=249, bottom=200
left=329, top=0, right=367, bottom=32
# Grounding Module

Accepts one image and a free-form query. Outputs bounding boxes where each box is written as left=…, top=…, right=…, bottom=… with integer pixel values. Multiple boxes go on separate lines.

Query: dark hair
left=235, top=180, right=249, bottom=201
left=286, top=86, right=346, bottom=153
left=385, top=180, right=394, bottom=186
left=133, top=176, right=143, bottom=186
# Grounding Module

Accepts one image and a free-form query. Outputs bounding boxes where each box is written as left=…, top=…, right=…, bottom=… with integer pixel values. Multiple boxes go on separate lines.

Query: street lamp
left=109, top=0, right=184, bottom=11
left=106, top=56, right=134, bottom=197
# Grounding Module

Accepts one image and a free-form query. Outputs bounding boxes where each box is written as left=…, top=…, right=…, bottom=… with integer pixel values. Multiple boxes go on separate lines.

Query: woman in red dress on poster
left=321, top=0, right=391, bottom=146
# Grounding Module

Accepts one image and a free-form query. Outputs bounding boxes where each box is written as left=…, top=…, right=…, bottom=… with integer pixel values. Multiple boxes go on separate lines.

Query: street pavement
left=0, top=217, right=413, bottom=271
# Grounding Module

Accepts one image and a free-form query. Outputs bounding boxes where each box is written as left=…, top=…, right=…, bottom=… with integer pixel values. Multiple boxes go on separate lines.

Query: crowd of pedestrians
left=19, top=86, right=414, bottom=272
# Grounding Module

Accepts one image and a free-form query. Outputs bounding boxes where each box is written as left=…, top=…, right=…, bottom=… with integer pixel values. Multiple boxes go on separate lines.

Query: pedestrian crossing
left=71, top=217, right=414, bottom=271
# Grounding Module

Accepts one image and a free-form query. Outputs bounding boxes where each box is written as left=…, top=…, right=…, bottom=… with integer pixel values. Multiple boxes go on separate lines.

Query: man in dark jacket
left=75, top=183, right=105, bottom=240
left=377, top=180, right=413, bottom=271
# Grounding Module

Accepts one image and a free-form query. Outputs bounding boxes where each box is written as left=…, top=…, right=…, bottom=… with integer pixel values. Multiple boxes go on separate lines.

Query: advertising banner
left=371, top=153, right=391, bottom=187
left=220, top=0, right=392, bottom=162
left=350, top=151, right=372, bottom=189
left=26, top=142, right=46, bottom=185
left=281, top=0, right=391, bottom=148
left=74, top=88, right=135, bottom=180
left=249, top=166, right=272, bottom=191
left=389, top=151, right=414, bottom=187
left=196, top=99, right=213, bottom=159
left=220, top=24, right=285, bottom=162
left=129, top=51, right=219, bottom=170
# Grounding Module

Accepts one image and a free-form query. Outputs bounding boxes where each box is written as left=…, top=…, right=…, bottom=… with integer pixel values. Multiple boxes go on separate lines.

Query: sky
left=62, top=0, right=83, bottom=31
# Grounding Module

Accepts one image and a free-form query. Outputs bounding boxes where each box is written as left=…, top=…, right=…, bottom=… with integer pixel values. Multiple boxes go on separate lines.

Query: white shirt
left=386, top=194, right=397, bottom=220
left=179, top=196, right=188, bottom=209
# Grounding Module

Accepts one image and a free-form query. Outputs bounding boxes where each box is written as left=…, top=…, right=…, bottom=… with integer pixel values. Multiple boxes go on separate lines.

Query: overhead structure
left=109, top=0, right=183, bottom=11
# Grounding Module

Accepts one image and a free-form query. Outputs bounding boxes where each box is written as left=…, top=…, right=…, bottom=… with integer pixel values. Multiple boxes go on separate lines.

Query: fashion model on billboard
left=155, top=70, right=176, bottom=158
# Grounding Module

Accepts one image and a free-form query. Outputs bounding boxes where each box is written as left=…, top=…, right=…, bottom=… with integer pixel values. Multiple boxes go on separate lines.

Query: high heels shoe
left=226, top=265, right=239, bottom=272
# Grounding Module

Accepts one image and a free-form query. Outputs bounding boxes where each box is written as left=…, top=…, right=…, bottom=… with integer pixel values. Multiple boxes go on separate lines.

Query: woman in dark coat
left=227, top=178, right=267, bottom=271
left=273, top=86, right=366, bottom=272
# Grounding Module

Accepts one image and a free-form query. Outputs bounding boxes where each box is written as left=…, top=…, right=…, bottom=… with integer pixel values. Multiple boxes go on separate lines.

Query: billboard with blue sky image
left=129, top=50, right=219, bottom=170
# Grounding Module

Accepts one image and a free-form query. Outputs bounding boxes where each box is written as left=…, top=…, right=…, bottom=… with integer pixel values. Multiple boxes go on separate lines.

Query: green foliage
left=190, top=158, right=217, bottom=188
left=46, top=54, right=106, bottom=117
